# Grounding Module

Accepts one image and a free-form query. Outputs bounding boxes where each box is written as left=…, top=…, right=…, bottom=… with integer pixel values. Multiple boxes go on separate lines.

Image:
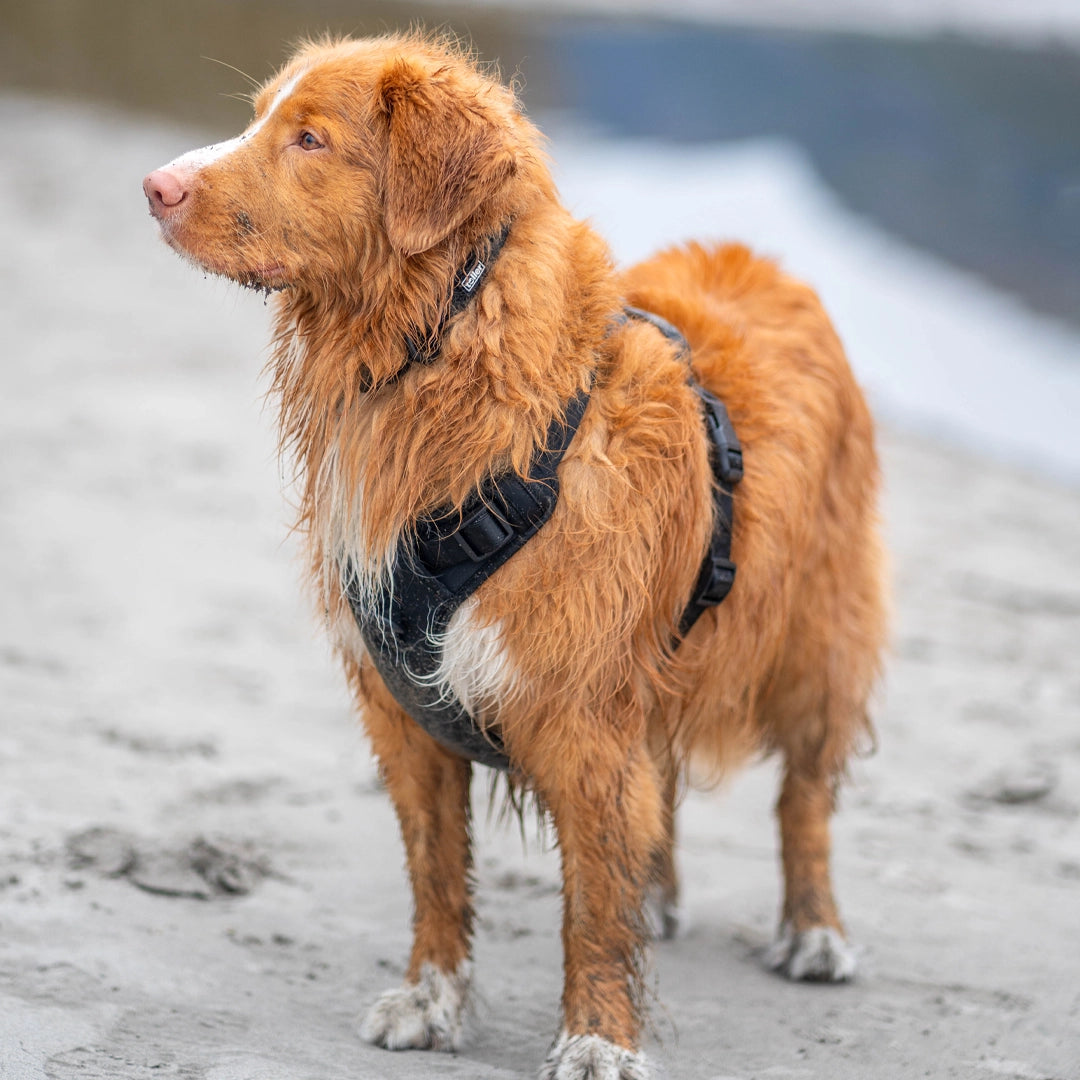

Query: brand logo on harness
left=460, top=261, right=486, bottom=292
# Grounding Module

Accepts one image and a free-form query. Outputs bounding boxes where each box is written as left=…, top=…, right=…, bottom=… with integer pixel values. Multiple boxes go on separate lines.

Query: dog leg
left=766, top=764, right=856, bottom=982
left=532, top=740, right=660, bottom=1080
left=354, top=665, right=475, bottom=1051
left=645, top=760, right=681, bottom=941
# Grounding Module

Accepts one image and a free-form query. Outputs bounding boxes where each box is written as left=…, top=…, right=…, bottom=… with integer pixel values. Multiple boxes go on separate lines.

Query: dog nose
left=143, top=168, right=188, bottom=217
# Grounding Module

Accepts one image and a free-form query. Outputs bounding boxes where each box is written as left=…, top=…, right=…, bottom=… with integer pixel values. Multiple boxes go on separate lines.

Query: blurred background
left=1, top=0, right=1078, bottom=478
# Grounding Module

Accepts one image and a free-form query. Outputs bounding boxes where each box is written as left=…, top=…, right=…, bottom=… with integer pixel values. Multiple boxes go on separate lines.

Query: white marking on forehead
left=167, top=69, right=307, bottom=171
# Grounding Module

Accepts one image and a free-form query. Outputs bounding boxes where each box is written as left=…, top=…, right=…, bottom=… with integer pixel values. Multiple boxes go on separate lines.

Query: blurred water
left=533, top=19, right=1080, bottom=329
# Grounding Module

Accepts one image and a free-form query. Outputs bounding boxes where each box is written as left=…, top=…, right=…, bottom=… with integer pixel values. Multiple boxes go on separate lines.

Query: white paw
left=765, top=924, right=857, bottom=982
left=359, top=961, right=472, bottom=1051
left=539, top=1031, right=651, bottom=1080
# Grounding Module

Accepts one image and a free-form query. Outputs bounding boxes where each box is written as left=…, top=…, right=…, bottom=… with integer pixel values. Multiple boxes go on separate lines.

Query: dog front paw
left=359, top=961, right=472, bottom=1051
left=539, top=1032, right=651, bottom=1080
left=765, top=923, right=857, bottom=982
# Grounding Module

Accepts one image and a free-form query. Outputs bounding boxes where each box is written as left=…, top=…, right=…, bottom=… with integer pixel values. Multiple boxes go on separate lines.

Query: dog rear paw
left=359, top=961, right=471, bottom=1051
left=765, top=923, right=857, bottom=982
left=539, top=1032, right=651, bottom=1080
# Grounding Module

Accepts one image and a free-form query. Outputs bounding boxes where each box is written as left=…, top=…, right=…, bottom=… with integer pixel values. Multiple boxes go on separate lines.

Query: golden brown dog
left=144, top=33, right=886, bottom=1079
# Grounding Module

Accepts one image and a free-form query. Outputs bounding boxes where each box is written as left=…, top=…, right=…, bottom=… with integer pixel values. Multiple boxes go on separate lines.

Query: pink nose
left=143, top=168, right=189, bottom=218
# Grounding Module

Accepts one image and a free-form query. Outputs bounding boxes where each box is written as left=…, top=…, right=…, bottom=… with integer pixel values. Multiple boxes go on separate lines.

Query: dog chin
left=236, top=267, right=290, bottom=292
left=199, top=255, right=291, bottom=293
left=160, top=234, right=289, bottom=292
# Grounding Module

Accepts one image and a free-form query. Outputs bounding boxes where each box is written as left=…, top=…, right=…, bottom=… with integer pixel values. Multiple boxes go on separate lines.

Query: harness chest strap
left=346, top=385, right=590, bottom=770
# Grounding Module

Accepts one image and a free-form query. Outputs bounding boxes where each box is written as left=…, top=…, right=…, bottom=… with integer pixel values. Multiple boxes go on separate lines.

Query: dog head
left=143, top=35, right=533, bottom=291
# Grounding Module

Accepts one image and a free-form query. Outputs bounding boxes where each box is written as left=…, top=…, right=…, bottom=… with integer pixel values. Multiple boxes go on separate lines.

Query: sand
left=1, top=94, right=1077, bottom=1080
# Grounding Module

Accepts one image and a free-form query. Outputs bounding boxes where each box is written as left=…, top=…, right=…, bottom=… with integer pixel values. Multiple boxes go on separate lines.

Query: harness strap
left=620, top=307, right=743, bottom=636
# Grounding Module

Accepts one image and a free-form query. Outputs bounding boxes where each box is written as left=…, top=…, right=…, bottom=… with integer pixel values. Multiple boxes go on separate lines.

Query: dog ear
left=377, top=55, right=516, bottom=256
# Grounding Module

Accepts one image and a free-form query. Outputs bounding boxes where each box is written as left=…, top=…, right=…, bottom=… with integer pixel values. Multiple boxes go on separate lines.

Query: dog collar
left=385, top=221, right=512, bottom=386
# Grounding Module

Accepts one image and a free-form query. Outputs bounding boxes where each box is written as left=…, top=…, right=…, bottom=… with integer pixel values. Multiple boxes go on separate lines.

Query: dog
left=143, top=33, right=886, bottom=1080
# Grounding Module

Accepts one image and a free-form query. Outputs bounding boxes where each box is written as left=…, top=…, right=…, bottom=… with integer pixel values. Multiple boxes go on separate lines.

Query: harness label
left=460, top=261, right=486, bottom=292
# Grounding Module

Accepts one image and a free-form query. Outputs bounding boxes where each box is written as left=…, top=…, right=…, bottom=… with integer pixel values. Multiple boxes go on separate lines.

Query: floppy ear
left=377, top=55, right=517, bottom=256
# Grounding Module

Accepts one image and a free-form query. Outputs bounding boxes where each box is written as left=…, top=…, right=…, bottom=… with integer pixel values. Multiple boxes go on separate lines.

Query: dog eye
left=298, top=131, right=324, bottom=151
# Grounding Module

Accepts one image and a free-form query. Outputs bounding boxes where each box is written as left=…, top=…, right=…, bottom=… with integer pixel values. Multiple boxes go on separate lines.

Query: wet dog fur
left=144, top=33, right=887, bottom=1079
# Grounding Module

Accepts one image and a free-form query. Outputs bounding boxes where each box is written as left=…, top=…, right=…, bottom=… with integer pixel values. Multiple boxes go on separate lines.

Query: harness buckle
left=699, top=554, right=736, bottom=606
left=450, top=506, right=515, bottom=562
left=697, top=388, right=744, bottom=484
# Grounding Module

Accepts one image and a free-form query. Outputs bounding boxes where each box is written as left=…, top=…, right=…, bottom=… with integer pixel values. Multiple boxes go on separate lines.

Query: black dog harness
left=344, top=236, right=742, bottom=771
